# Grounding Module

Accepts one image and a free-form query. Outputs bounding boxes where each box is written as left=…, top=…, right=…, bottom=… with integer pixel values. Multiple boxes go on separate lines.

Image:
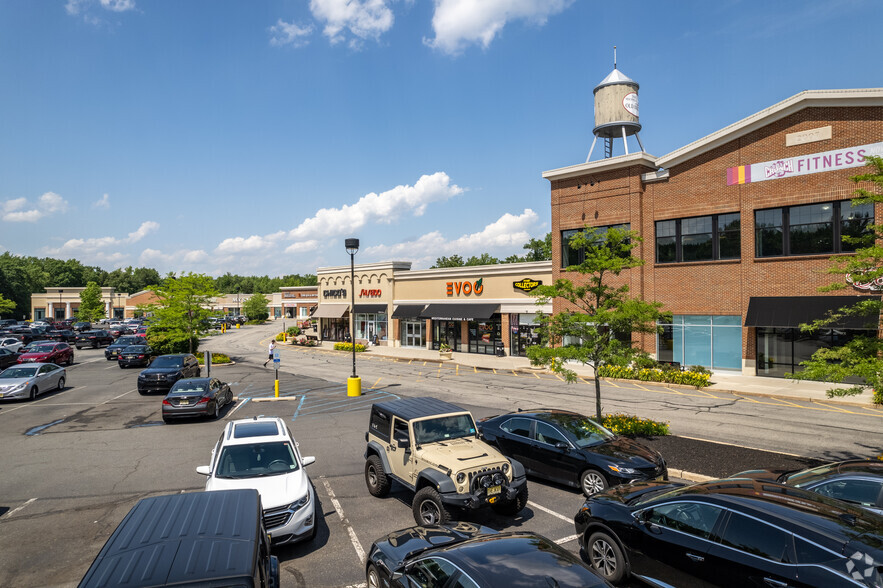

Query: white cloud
left=66, top=0, right=135, bottom=21
left=269, top=19, right=314, bottom=47
left=309, top=0, right=396, bottom=46
left=140, top=248, right=210, bottom=271
left=2, top=192, right=69, bottom=223
left=425, top=0, right=574, bottom=54
left=289, top=172, right=463, bottom=240
left=93, top=193, right=111, bottom=209
left=284, top=240, right=322, bottom=254
left=99, top=0, right=135, bottom=11
left=45, top=221, right=159, bottom=256
left=216, top=231, right=287, bottom=254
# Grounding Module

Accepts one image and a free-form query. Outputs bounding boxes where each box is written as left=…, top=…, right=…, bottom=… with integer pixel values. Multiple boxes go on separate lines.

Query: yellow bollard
left=274, top=379, right=279, bottom=398
left=347, top=376, right=362, bottom=397
left=236, top=323, right=240, bottom=329
left=283, top=333, right=287, bottom=342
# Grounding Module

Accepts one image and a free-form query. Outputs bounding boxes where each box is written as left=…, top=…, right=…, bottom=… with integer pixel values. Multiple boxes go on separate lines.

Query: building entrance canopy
left=420, top=303, right=499, bottom=321
left=744, top=296, right=880, bottom=329
left=391, top=304, right=426, bottom=319
left=353, top=304, right=387, bottom=313
left=311, top=304, right=349, bottom=318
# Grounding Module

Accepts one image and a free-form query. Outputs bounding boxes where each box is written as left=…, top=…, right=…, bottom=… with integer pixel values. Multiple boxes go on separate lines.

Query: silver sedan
left=0, top=363, right=67, bottom=401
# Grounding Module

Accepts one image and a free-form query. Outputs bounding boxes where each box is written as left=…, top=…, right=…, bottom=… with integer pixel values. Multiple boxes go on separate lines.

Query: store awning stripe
left=420, top=303, right=499, bottom=321
left=392, top=304, right=426, bottom=319
left=310, top=303, right=349, bottom=318
left=353, top=304, right=387, bottom=313
left=744, top=296, right=880, bottom=328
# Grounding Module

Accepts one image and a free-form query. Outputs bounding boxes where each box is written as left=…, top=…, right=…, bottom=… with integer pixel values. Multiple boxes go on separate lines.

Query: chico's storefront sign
left=727, top=141, right=883, bottom=185
left=323, top=289, right=347, bottom=298
left=446, top=278, right=483, bottom=296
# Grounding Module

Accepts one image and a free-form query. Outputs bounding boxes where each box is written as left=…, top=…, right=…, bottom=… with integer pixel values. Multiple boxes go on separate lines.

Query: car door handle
left=686, top=553, right=704, bottom=562
left=763, top=579, right=788, bottom=588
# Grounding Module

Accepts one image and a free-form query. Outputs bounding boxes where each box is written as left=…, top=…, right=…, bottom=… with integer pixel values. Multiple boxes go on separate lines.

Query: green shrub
left=334, top=342, right=365, bottom=352
left=196, top=352, right=231, bottom=365
left=286, top=326, right=301, bottom=336
left=601, top=413, right=669, bottom=436
left=597, top=364, right=711, bottom=387
left=147, top=332, right=200, bottom=355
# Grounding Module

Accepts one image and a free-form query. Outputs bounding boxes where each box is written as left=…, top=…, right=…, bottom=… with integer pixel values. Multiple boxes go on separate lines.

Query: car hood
left=592, top=480, right=686, bottom=505
left=206, top=471, right=309, bottom=509
left=417, top=437, right=510, bottom=472
left=590, top=436, right=664, bottom=467
left=19, top=352, right=52, bottom=360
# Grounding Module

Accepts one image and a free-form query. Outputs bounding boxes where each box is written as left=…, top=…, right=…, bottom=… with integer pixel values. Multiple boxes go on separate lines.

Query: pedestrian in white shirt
left=264, top=340, right=276, bottom=367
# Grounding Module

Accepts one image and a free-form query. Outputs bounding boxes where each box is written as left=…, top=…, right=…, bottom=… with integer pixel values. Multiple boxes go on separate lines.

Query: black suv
left=104, top=335, right=147, bottom=360
left=75, top=330, right=114, bottom=349
left=137, top=353, right=200, bottom=395
left=574, top=478, right=883, bottom=587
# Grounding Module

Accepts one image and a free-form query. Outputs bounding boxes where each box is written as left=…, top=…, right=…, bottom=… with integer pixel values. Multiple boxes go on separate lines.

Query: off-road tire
left=581, top=468, right=609, bottom=497
left=491, top=485, right=528, bottom=516
left=587, top=531, right=627, bottom=583
left=412, top=487, right=450, bottom=526
left=365, top=455, right=391, bottom=497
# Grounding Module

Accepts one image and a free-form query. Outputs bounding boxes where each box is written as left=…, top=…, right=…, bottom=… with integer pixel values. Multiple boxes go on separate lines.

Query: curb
left=669, top=469, right=716, bottom=483
left=701, top=387, right=881, bottom=409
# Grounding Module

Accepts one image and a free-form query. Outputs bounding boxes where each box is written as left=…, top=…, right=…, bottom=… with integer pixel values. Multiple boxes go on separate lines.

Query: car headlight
left=456, top=472, right=466, bottom=484
left=480, top=475, right=493, bottom=488
left=10, top=382, right=28, bottom=392
left=290, top=493, right=311, bottom=511
left=502, top=463, right=509, bottom=474
left=492, top=473, right=505, bottom=485
left=608, top=464, right=640, bottom=475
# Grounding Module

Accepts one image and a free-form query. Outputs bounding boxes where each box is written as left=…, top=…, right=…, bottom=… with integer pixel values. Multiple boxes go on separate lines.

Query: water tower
left=587, top=48, right=644, bottom=161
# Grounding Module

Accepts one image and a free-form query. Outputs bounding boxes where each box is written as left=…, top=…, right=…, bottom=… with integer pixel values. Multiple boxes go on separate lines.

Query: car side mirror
left=195, top=465, right=211, bottom=476
left=397, top=438, right=410, bottom=450
left=302, top=456, right=316, bottom=467
left=555, top=442, right=569, bottom=450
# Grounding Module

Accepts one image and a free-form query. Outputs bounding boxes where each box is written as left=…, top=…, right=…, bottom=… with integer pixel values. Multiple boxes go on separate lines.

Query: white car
left=0, top=337, right=23, bottom=353
left=197, top=417, right=317, bottom=545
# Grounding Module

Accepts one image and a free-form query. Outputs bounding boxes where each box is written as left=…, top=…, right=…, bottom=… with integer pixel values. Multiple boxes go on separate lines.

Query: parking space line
left=226, top=397, right=250, bottom=418
left=527, top=500, right=572, bottom=523
left=321, top=477, right=366, bottom=562
left=100, top=389, right=136, bottom=405
left=554, top=534, right=579, bottom=545
left=370, top=378, right=381, bottom=389
left=3, top=498, right=36, bottom=519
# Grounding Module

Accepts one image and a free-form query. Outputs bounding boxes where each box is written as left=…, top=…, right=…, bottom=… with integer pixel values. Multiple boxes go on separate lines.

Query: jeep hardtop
left=364, top=397, right=528, bottom=526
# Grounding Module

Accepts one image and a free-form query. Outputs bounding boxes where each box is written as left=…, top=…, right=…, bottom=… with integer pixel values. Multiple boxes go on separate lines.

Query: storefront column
left=425, top=319, right=432, bottom=349
left=66, top=302, right=71, bottom=318
left=501, top=314, right=510, bottom=353
left=459, top=321, right=468, bottom=350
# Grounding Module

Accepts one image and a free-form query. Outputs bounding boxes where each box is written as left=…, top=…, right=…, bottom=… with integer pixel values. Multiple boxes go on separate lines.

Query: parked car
left=136, top=353, right=200, bottom=395
left=478, top=409, right=667, bottom=496
left=117, top=344, right=157, bottom=368
left=75, top=330, right=114, bottom=349
left=0, top=347, right=21, bottom=369
left=161, top=377, right=232, bottom=422
left=367, top=524, right=612, bottom=588
left=20, top=340, right=54, bottom=353
left=104, top=335, right=147, bottom=360
left=733, top=459, right=883, bottom=515
left=0, top=319, right=18, bottom=329
left=134, top=326, right=148, bottom=337
left=45, top=329, right=77, bottom=343
left=107, top=324, right=131, bottom=338
left=197, top=416, right=317, bottom=546
left=0, top=337, right=23, bottom=353
left=0, top=363, right=66, bottom=400
left=78, top=489, right=279, bottom=588
left=17, top=342, right=74, bottom=366
left=71, top=321, right=92, bottom=332
left=574, top=478, right=883, bottom=587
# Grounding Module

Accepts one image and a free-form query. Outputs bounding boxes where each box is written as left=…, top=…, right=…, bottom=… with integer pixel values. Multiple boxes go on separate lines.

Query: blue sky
left=0, top=0, right=879, bottom=277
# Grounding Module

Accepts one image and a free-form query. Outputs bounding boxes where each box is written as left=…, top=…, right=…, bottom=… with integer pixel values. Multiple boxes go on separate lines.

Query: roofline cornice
left=542, top=152, right=658, bottom=182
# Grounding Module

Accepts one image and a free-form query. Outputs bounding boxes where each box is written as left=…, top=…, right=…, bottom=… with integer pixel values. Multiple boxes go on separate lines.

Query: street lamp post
left=345, top=238, right=361, bottom=397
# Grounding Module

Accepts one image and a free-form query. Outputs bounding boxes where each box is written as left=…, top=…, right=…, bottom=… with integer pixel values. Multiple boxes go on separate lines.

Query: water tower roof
left=595, top=68, right=638, bottom=92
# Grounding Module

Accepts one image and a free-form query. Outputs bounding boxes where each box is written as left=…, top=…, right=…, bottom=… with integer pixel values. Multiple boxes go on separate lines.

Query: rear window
left=370, top=408, right=390, bottom=441
left=233, top=421, right=279, bottom=438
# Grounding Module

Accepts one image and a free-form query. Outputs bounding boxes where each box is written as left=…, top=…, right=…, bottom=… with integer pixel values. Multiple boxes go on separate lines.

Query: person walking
left=263, top=339, right=276, bottom=367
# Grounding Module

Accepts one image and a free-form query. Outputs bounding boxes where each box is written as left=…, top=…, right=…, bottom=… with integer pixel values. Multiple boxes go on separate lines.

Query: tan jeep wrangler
left=364, top=397, right=528, bottom=526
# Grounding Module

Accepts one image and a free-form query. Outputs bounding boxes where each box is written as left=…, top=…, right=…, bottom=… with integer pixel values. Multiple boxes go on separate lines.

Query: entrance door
left=404, top=322, right=423, bottom=347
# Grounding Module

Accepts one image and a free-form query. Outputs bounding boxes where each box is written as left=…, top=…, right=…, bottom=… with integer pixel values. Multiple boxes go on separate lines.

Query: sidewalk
left=303, top=341, right=880, bottom=408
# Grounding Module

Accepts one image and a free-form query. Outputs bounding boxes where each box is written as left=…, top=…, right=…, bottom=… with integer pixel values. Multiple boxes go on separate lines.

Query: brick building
left=544, top=88, right=883, bottom=377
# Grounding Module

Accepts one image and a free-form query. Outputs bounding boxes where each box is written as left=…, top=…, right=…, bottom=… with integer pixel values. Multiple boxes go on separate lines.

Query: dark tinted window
left=370, top=409, right=391, bottom=441
left=812, top=479, right=883, bottom=507
left=393, top=418, right=409, bottom=444
left=406, top=558, right=458, bottom=587
left=720, top=513, right=792, bottom=563
left=794, top=537, right=839, bottom=565
left=755, top=200, right=873, bottom=257
left=657, top=214, right=740, bottom=263
left=535, top=422, right=569, bottom=446
left=646, top=502, right=723, bottom=540
left=500, top=417, right=531, bottom=438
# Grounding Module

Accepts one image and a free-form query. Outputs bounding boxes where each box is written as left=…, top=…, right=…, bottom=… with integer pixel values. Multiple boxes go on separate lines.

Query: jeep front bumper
left=439, top=473, right=526, bottom=509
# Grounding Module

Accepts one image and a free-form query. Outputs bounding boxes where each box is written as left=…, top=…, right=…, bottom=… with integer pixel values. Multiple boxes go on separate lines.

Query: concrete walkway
left=299, top=340, right=880, bottom=408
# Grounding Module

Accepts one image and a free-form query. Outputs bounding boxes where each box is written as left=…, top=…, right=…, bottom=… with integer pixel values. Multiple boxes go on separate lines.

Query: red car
left=17, top=342, right=74, bottom=366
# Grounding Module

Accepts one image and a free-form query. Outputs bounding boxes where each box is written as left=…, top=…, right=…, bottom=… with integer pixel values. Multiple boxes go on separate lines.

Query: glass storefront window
left=657, top=315, right=741, bottom=371
left=355, top=312, right=388, bottom=342
left=433, top=321, right=461, bottom=351
left=756, top=327, right=873, bottom=379
left=468, top=318, right=502, bottom=355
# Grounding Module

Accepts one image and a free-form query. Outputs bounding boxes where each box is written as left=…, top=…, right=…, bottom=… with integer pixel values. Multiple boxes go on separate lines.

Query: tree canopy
left=77, top=282, right=106, bottom=322
left=147, top=273, right=219, bottom=354
left=244, top=292, right=270, bottom=321
left=431, top=232, right=552, bottom=269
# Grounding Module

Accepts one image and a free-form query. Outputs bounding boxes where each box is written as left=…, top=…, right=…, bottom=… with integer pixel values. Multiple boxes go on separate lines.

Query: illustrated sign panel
left=727, top=141, right=883, bottom=185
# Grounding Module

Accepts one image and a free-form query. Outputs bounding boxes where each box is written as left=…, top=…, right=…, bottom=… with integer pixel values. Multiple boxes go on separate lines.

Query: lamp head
left=345, top=238, right=360, bottom=255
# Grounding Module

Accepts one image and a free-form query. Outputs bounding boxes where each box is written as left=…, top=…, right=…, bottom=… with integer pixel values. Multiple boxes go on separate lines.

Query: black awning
left=353, top=304, right=387, bottom=314
left=744, top=296, right=880, bottom=328
left=392, top=304, right=426, bottom=319
left=420, top=303, right=499, bottom=321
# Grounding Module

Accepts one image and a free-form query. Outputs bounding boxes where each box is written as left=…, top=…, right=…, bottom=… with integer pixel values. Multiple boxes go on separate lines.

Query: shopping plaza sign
left=727, top=141, right=883, bottom=185
left=446, top=278, right=483, bottom=296
left=513, top=278, right=542, bottom=293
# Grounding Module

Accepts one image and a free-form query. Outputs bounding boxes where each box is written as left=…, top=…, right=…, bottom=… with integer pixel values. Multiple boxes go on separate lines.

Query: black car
left=161, top=377, right=232, bottom=422
left=367, top=524, right=611, bottom=588
left=0, top=347, right=21, bottom=369
left=478, top=409, right=667, bottom=496
left=104, top=335, right=147, bottom=360
left=733, top=459, right=883, bottom=515
left=137, top=354, right=200, bottom=395
left=574, top=478, right=883, bottom=587
left=71, top=321, right=92, bottom=332
left=75, top=330, right=114, bottom=349
left=46, top=329, right=77, bottom=343
left=117, top=344, right=157, bottom=368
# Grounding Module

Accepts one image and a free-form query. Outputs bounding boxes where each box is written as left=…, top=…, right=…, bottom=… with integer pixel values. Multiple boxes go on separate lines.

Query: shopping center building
left=312, top=261, right=552, bottom=355
left=544, top=86, right=883, bottom=377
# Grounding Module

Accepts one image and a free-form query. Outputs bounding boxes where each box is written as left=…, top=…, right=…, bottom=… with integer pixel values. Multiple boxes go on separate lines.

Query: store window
left=355, top=312, right=388, bottom=343
left=655, top=213, right=740, bottom=263
left=561, top=224, right=631, bottom=268
left=510, top=313, right=542, bottom=357
left=657, top=315, right=741, bottom=371
left=756, top=326, right=873, bottom=378
left=755, top=200, right=872, bottom=258
left=468, top=317, right=502, bottom=355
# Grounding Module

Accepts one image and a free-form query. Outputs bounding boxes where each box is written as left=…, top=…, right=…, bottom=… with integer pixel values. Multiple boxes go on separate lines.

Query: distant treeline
left=0, top=252, right=316, bottom=319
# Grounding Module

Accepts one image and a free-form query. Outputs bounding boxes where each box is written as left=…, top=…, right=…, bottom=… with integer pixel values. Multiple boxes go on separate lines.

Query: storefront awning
left=744, top=296, right=880, bottom=328
left=311, top=303, right=349, bottom=318
left=392, top=304, right=426, bottom=319
left=420, top=303, right=499, bottom=321
left=353, top=304, right=387, bottom=313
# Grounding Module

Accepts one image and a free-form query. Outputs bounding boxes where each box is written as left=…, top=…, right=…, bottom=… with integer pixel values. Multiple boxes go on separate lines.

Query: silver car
left=0, top=337, right=23, bottom=353
left=0, top=363, right=67, bottom=401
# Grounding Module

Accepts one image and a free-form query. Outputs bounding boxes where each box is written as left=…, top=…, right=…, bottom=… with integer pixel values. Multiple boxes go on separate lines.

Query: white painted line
left=225, top=398, right=250, bottom=418
left=321, top=477, right=366, bottom=562
left=554, top=534, right=580, bottom=545
left=677, top=434, right=803, bottom=457
left=4, top=498, right=36, bottom=518
left=101, top=389, right=135, bottom=405
left=528, top=500, right=572, bottom=523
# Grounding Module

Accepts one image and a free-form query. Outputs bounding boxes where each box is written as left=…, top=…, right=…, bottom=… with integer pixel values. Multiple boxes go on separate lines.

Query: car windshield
left=544, top=413, right=615, bottom=447
left=152, top=356, right=184, bottom=368
left=413, top=414, right=477, bottom=444
left=215, top=441, right=299, bottom=478
left=1, top=366, right=40, bottom=378
left=170, top=381, right=207, bottom=393
left=29, top=345, right=56, bottom=353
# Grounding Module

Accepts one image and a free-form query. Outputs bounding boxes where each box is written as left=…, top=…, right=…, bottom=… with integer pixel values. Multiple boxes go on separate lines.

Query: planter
left=439, top=351, right=453, bottom=361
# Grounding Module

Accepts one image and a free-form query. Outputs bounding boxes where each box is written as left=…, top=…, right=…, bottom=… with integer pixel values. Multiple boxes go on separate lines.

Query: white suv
left=197, top=416, right=317, bottom=545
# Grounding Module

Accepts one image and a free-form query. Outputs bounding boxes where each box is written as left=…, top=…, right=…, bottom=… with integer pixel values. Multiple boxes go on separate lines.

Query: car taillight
left=162, top=399, right=172, bottom=405
left=196, top=397, right=209, bottom=404
left=137, top=355, right=144, bottom=358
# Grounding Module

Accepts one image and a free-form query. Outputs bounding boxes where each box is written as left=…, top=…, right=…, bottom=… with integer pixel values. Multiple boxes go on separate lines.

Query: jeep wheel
left=365, top=455, right=391, bottom=497
left=491, top=485, right=528, bottom=516
left=413, top=487, right=450, bottom=526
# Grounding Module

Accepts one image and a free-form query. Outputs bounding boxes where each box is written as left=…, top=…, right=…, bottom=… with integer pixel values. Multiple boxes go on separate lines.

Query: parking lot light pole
left=345, top=238, right=361, bottom=397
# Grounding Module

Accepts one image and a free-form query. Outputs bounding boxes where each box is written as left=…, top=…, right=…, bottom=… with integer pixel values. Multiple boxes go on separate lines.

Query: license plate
left=487, top=485, right=501, bottom=496
left=179, top=400, right=189, bottom=405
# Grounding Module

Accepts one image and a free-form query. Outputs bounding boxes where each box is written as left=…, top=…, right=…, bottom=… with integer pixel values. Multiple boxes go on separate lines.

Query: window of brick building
left=560, top=224, right=630, bottom=268
left=754, top=200, right=872, bottom=258
left=655, top=213, right=741, bottom=263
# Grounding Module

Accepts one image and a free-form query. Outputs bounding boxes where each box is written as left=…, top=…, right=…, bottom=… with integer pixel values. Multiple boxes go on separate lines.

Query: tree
left=149, top=273, right=219, bottom=354
left=789, top=156, right=883, bottom=404
left=432, top=255, right=465, bottom=268
left=526, top=227, right=669, bottom=421
left=465, top=253, right=500, bottom=266
left=0, top=293, right=15, bottom=317
left=244, top=292, right=270, bottom=321
left=77, top=281, right=106, bottom=322
left=522, top=232, right=552, bottom=261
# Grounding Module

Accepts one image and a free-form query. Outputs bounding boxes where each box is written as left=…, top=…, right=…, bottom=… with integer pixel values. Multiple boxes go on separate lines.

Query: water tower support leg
left=621, top=126, right=630, bottom=155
